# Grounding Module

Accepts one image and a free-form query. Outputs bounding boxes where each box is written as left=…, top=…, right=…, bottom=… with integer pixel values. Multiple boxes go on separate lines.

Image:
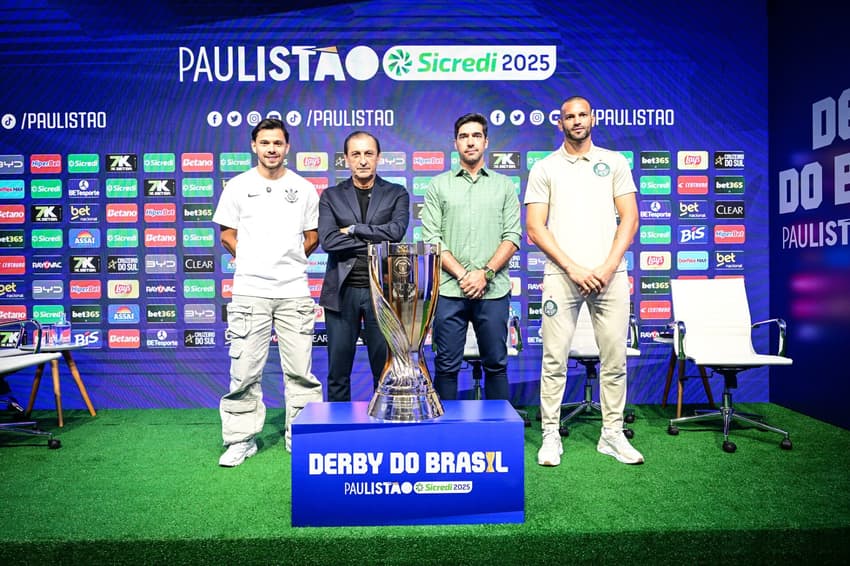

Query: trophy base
left=367, top=390, right=444, bottom=422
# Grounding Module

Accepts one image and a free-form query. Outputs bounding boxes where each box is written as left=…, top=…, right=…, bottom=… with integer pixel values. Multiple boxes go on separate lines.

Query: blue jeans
left=324, top=285, right=387, bottom=402
left=432, top=294, right=510, bottom=401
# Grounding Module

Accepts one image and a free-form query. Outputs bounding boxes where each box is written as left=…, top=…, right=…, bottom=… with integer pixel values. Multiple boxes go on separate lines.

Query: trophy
left=367, top=241, right=444, bottom=421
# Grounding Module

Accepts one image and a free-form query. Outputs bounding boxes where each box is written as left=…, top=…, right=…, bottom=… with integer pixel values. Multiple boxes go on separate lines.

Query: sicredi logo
left=678, top=225, right=708, bottom=244
left=182, top=177, right=214, bottom=198
left=183, top=279, right=216, bottom=298
left=219, top=152, right=252, bottom=172
left=69, top=279, right=102, bottom=299
left=144, top=203, right=177, bottom=223
left=676, top=151, right=709, bottom=170
left=106, top=228, right=139, bottom=248
left=639, top=251, right=671, bottom=271
left=639, top=175, right=671, bottom=195
left=714, top=225, right=746, bottom=244
left=412, top=176, right=432, bottom=196
left=67, top=153, right=99, bottom=173
left=676, top=175, right=709, bottom=195
left=382, top=45, right=556, bottom=81
left=639, top=225, right=671, bottom=245
left=30, top=154, right=62, bottom=174
left=69, top=228, right=101, bottom=248
left=106, top=203, right=138, bottom=223
left=181, top=153, right=214, bottom=172
left=30, top=179, right=62, bottom=199
left=143, top=153, right=176, bottom=173
left=0, top=204, right=25, bottom=224
left=182, top=228, right=215, bottom=247
left=31, top=229, right=63, bottom=248
left=676, top=251, right=709, bottom=270
left=412, top=151, right=445, bottom=171
left=639, top=200, right=672, bottom=220
left=145, top=228, right=178, bottom=247
left=106, top=178, right=138, bottom=198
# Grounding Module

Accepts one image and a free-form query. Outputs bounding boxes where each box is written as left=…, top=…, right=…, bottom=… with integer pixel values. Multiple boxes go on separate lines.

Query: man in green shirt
left=421, top=113, right=521, bottom=401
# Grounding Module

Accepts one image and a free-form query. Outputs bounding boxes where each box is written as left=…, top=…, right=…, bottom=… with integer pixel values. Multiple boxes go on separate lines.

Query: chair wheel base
left=623, top=428, right=634, bottom=440
left=722, top=440, right=737, bottom=453
left=667, top=424, right=679, bottom=436
left=48, top=438, right=61, bottom=449
left=624, top=413, right=636, bottom=424
left=558, top=427, right=570, bottom=438
left=780, top=438, right=793, bottom=450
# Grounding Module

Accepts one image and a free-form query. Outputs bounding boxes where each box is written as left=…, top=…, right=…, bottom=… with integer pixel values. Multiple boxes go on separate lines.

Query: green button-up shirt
left=421, top=166, right=521, bottom=299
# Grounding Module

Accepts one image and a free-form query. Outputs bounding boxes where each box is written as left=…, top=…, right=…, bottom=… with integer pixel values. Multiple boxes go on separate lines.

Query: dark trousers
left=325, top=285, right=387, bottom=402
left=432, top=294, right=510, bottom=401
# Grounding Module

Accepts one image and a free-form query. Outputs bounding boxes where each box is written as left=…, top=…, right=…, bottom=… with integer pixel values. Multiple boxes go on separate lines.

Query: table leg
left=661, top=351, right=676, bottom=408
left=51, top=359, right=64, bottom=428
left=25, top=362, right=47, bottom=416
left=63, top=350, right=96, bottom=416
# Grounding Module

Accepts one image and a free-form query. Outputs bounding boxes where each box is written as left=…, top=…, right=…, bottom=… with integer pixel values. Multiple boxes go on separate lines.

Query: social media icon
left=246, top=111, right=262, bottom=126
left=1, top=114, right=16, bottom=129
left=509, top=110, right=525, bottom=126
left=549, top=109, right=561, bottom=125
left=529, top=110, right=545, bottom=126
left=489, top=110, right=505, bottom=126
left=267, top=110, right=282, bottom=120
left=206, top=111, right=222, bottom=127
left=227, top=111, right=242, bottom=126
left=286, top=111, right=302, bottom=126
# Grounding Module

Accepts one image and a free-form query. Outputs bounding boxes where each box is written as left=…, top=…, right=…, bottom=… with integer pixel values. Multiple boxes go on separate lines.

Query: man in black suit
left=318, top=131, right=410, bottom=402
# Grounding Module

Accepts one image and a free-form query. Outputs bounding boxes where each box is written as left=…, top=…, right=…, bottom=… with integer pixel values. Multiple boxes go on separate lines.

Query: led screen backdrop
left=0, top=0, right=768, bottom=409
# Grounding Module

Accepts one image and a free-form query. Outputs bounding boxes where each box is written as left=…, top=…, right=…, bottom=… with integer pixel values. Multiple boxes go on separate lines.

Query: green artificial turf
left=2, top=404, right=849, bottom=565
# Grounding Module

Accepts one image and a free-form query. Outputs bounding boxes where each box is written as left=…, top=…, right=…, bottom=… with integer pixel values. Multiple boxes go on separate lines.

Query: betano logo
left=179, top=44, right=556, bottom=83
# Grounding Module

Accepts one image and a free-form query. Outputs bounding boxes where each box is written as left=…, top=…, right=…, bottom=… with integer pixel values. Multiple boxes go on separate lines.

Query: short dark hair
left=454, top=113, right=488, bottom=139
left=343, top=131, right=381, bottom=155
left=251, top=118, right=289, bottom=143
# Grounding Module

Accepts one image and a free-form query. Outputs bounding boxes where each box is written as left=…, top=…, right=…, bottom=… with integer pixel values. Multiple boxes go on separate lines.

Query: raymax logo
left=106, top=154, right=138, bottom=172
left=31, top=256, right=62, bottom=273
left=146, top=281, right=177, bottom=297
left=31, top=205, right=62, bottom=222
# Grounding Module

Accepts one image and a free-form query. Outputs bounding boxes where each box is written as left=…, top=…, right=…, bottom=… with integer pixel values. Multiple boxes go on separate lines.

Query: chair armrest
left=627, top=314, right=639, bottom=349
left=509, top=315, right=523, bottom=354
left=673, top=320, right=687, bottom=360
left=752, top=318, right=788, bottom=356
left=0, top=319, right=45, bottom=353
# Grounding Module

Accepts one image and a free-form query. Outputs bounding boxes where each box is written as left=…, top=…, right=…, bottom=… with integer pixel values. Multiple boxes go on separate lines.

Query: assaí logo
left=178, top=44, right=556, bottom=82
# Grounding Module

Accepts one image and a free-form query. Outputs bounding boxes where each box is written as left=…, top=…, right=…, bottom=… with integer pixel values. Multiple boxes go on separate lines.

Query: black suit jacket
left=318, top=175, right=410, bottom=311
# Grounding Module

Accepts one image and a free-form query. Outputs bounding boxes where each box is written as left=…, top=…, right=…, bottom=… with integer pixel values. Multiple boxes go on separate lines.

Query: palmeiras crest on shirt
left=284, top=186, right=299, bottom=203
left=543, top=299, right=558, bottom=317
left=593, top=162, right=611, bottom=177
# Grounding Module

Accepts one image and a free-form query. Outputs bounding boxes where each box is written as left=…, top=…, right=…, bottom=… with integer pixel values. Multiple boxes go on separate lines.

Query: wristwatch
left=484, top=266, right=496, bottom=282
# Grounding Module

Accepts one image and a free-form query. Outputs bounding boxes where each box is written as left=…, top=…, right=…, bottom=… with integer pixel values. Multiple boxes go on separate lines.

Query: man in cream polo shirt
left=212, top=118, right=323, bottom=467
left=525, top=96, right=643, bottom=467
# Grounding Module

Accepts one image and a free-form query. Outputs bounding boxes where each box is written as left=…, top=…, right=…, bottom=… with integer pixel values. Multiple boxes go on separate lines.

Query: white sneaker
left=218, top=439, right=258, bottom=467
left=537, top=427, right=564, bottom=467
left=597, top=428, right=644, bottom=465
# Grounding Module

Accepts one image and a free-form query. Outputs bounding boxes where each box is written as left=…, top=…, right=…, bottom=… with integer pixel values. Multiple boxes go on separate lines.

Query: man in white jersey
left=525, top=96, right=643, bottom=466
left=212, top=118, right=323, bottom=467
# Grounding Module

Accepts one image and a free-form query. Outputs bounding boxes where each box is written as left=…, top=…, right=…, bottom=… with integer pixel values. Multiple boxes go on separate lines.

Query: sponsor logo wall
left=0, top=1, right=768, bottom=406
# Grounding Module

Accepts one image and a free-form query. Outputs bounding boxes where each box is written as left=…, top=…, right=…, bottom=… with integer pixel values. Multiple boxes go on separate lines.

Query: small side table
left=654, top=335, right=716, bottom=418
left=23, top=343, right=96, bottom=427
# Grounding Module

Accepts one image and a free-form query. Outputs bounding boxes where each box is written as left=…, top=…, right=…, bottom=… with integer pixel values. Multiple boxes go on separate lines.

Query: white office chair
left=462, top=316, right=531, bottom=426
left=0, top=319, right=62, bottom=449
left=667, top=277, right=793, bottom=453
left=557, top=303, right=640, bottom=438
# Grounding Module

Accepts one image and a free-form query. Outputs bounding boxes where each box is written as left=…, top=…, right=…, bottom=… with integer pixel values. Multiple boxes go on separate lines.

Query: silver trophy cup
left=367, top=241, right=444, bottom=421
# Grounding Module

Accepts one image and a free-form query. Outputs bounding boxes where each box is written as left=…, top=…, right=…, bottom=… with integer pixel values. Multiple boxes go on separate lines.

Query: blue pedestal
left=291, top=400, right=525, bottom=527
